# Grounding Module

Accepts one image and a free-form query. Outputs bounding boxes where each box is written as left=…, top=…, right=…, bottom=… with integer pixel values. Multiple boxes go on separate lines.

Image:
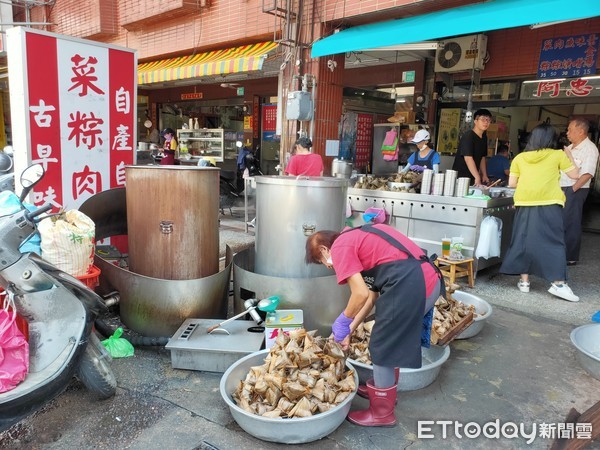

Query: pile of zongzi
left=233, top=329, right=356, bottom=418
left=348, top=294, right=478, bottom=363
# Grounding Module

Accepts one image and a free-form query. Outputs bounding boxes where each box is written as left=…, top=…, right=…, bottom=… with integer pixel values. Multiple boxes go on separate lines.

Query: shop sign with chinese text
left=6, top=27, right=136, bottom=211
left=537, top=33, right=598, bottom=79
left=520, top=77, right=600, bottom=100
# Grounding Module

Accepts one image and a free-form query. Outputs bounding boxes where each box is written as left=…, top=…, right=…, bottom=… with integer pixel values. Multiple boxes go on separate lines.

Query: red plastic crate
left=76, top=265, right=101, bottom=289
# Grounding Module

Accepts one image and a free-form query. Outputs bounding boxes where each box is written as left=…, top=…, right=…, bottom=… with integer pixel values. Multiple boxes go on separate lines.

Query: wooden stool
left=435, top=257, right=475, bottom=288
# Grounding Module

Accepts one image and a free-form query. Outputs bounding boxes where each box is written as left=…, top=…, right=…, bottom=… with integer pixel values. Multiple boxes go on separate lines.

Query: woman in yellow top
left=500, top=123, right=580, bottom=301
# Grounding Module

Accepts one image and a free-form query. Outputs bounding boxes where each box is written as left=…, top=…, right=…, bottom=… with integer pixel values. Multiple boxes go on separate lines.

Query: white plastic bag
left=475, top=216, right=502, bottom=259
left=38, top=210, right=95, bottom=277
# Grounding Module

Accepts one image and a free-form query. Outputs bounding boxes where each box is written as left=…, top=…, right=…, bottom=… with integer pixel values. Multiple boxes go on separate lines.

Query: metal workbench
left=347, top=188, right=515, bottom=272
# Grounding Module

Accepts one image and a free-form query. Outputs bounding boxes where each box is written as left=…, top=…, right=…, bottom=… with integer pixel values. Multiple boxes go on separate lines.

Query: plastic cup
left=442, top=238, right=451, bottom=258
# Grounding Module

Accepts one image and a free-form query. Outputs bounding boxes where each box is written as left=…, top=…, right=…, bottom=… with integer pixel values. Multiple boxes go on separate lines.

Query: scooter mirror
left=20, top=163, right=45, bottom=189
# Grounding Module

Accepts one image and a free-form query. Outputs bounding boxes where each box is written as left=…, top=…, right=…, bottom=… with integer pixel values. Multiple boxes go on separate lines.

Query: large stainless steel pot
left=254, top=176, right=348, bottom=278
left=331, top=158, right=353, bottom=178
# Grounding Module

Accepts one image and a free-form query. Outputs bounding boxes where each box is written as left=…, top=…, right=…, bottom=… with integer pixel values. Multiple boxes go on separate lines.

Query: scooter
left=0, top=146, right=14, bottom=192
left=0, top=164, right=116, bottom=432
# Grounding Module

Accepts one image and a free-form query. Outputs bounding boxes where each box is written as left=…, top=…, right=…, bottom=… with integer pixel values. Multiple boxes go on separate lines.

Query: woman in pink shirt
left=285, top=137, right=324, bottom=176
left=305, top=223, right=443, bottom=427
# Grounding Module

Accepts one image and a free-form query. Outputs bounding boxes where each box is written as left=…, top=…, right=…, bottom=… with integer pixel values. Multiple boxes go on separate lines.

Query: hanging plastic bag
left=38, top=210, right=95, bottom=277
left=101, top=327, right=134, bottom=358
left=0, top=294, right=29, bottom=393
left=489, top=216, right=503, bottom=258
left=475, top=216, right=502, bottom=259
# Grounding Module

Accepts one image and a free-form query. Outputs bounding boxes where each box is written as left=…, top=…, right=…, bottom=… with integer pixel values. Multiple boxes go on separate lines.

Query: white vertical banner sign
left=6, top=27, right=137, bottom=211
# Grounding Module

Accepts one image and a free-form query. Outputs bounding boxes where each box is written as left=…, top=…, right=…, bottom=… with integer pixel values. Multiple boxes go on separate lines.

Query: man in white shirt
left=560, top=118, right=599, bottom=266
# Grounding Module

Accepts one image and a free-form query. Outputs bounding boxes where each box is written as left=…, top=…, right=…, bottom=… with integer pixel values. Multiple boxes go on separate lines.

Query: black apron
left=350, top=225, right=443, bottom=368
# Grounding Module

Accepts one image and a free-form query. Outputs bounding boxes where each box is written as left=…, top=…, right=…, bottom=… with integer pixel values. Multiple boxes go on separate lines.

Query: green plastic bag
left=101, top=327, right=134, bottom=358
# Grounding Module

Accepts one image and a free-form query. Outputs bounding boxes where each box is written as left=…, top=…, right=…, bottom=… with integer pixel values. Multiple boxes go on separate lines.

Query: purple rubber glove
left=332, top=312, right=353, bottom=342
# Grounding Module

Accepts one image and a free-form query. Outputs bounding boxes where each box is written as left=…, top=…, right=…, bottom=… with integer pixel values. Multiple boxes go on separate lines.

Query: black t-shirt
left=452, top=130, right=488, bottom=181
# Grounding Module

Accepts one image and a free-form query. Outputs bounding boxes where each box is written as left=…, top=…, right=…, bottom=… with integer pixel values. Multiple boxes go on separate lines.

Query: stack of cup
left=455, top=177, right=471, bottom=197
left=420, top=169, right=434, bottom=195
left=444, top=170, right=457, bottom=196
left=431, top=173, right=445, bottom=195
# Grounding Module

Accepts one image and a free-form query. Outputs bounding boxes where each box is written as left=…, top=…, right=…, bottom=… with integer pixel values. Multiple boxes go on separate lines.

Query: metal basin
left=220, top=350, right=358, bottom=444
left=570, top=324, right=600, bottom=381
left=349, top=345, right=450, bottom=392
left=452, top=290, right=493, bottom=339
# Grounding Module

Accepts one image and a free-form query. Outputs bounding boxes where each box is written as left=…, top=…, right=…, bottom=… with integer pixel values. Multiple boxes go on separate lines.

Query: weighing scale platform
left=166, top=319, right=265, bottom=373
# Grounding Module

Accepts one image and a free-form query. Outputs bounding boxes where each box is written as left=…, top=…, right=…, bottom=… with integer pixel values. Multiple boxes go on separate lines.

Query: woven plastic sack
left=101, top=328, right=134, bottom=358
left=39, top=210, right=95, bottom=277
left=0, top=297, right=29, bottom=393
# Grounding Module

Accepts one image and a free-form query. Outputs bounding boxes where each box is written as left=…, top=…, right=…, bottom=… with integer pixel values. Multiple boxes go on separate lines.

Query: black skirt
left=500, top=205, right=567, bottom=282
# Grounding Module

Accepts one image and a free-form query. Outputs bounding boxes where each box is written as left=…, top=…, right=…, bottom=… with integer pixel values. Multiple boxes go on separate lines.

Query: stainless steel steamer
left=234, top=176, right=351, bottom=335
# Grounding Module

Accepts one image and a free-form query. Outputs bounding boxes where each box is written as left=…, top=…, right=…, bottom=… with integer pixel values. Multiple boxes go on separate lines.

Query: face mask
left=326, top=257, right=333, bottom=265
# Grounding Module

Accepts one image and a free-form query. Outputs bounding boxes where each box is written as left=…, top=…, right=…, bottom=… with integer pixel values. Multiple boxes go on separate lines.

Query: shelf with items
left=177, top=128, right=236, bottom=163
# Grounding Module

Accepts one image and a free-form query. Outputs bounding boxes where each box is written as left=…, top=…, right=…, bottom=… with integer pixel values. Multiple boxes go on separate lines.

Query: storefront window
left=439, top=81, right=519, bottom=102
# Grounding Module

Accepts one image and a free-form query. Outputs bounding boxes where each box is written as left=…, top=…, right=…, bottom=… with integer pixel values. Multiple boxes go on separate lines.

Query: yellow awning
left=138, top=41, right=278, bottom=85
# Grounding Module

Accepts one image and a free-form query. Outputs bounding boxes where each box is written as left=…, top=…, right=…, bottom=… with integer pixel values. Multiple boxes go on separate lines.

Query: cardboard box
left=264, top=309, right=304, bottom=348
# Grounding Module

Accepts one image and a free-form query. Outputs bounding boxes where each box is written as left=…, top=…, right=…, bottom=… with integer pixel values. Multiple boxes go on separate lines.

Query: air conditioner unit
left=435, top=34, right=488, bottom=73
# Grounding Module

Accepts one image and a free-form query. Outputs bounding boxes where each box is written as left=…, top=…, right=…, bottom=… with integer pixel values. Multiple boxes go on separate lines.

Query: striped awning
left=138, top=41, right=278, bottom=85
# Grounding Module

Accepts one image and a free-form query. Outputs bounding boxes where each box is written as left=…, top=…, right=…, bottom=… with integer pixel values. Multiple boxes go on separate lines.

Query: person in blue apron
left=398, top=129, right=440, bottom=173
left=305, top=223, right=443, bottom=427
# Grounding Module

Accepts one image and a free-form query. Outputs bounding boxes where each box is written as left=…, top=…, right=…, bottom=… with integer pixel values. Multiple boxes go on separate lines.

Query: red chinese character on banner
left=542, top=39, right=554, bottom=51
left=536, top=81, right=562, bottom=98
left=567, top=79, right=593, bottom=97
left=72, top=165, right=102, bottom=200
left=68, top=54, right=105, bottom=97
left=68, top=111, right=104, bottom=150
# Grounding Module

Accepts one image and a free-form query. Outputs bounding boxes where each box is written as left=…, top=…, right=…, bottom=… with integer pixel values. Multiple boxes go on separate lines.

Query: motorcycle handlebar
left=25, top=204, right=52, bottom=222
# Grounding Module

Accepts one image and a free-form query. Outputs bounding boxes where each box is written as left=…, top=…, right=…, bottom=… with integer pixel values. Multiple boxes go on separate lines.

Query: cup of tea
left=441, top=238, right=451, bottom=258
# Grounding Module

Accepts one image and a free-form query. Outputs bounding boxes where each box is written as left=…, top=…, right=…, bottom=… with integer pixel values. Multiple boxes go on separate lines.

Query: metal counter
left=347, top=188, right=515, bottom=271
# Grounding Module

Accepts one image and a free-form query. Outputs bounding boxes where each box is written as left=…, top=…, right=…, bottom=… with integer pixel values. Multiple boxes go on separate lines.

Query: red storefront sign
left=7, top=27, right=136, bottom=211
left=262, top=104, right=277, bottom=132
left=355, top=113, right=373, bottom=169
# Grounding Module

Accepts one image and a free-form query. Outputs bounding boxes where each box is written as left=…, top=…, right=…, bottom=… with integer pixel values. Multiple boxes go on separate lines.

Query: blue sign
left=538, top=33, right=598, bottom=79
left=262, top=131, right=279, bottom=142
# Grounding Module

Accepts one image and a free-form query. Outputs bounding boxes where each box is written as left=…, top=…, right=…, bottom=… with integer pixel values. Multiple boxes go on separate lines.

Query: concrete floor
left=2, top=205, right=600, bottom=449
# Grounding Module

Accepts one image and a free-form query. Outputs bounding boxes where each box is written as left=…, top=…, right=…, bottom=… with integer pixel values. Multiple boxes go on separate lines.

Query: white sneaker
left=517, top=279, right=530, bottom=293
left=548, top=283, right=579, bottom=302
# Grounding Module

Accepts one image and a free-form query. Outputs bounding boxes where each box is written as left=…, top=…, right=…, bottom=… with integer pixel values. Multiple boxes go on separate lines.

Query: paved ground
left=2, top=204, right=600, bottom=450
